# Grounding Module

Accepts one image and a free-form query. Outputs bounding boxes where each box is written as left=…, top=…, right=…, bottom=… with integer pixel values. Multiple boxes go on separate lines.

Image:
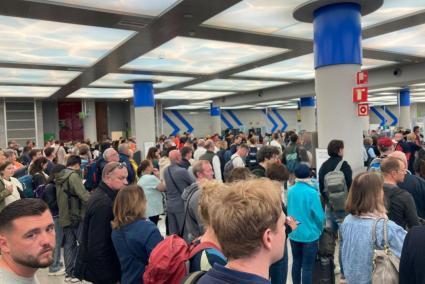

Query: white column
left=210, top=104, right=222, bottom=135
left=82, top=100, right=97, bottom=142
left=299, top=97, right=316, bottom=132
left=316, top=64, right=364, bottom=171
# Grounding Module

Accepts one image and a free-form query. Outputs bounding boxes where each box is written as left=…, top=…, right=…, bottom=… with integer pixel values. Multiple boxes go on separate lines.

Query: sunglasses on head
left=106, top=162, right=126, bottom=176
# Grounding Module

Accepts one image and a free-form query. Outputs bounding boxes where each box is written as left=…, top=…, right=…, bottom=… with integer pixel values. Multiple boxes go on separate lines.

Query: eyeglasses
left=105, top=162, right=126, bottom=176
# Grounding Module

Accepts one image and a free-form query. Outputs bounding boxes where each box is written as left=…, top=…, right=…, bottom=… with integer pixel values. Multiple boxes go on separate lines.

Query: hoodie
left=181, top=182, right=203, bottom=242
left=56, top=168, right=90, bottom=227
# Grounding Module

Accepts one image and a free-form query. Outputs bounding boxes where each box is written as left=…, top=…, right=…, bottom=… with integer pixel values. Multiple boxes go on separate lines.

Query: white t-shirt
left=269, top=140, right=282, bottom=154
left=230, top=153, right=245, bottom=168
left=0, top=268, right=39, bottom=284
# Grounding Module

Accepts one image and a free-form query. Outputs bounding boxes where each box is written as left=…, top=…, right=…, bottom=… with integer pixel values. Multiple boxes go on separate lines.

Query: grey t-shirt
left=0, top=268, right=39, bottom=284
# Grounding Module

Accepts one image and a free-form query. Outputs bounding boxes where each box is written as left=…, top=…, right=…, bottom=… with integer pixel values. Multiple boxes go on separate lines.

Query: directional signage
left=358, top=103, right=369, bottom=116
left=352, top=87, right=368, bottom=102
left=357, top=70, right=368, bottom=85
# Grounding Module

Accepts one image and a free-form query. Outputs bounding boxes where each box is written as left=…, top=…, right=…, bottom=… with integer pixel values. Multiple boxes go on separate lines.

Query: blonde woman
left=111, top=185, right=163, bottom=284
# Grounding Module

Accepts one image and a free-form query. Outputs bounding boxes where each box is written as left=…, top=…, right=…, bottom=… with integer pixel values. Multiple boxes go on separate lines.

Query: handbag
left=371, top=218, right=399, bottom=284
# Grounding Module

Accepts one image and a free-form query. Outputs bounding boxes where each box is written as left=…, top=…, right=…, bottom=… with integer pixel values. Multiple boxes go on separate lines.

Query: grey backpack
left=324, top=160, right=348, bottom=212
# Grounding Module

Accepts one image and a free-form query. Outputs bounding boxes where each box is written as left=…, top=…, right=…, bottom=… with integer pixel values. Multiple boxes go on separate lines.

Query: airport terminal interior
left=0, top=0, right=425, bottom=284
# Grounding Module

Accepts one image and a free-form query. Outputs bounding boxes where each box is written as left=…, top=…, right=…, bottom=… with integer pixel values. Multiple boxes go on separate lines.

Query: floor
left=36, top=216, right=341, bottom=284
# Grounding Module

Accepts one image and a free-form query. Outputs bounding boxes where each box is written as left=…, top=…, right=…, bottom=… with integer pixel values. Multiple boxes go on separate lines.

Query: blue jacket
left=111, top=219, right=163, bottom=284
left=287, top=180, right=324, bottom=242
left=119, top=153, right=135, bottom=184
left=340, top=215, right=406, bottom=284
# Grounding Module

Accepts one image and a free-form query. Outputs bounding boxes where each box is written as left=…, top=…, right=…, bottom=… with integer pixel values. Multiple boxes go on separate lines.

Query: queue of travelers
left=0, top=126, right=424, bottom=284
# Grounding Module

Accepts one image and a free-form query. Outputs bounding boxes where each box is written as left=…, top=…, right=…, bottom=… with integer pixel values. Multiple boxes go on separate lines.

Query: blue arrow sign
left=271, top=108, right=288, bottom=132
left=163, top=112, right=180, bottom=136
left=370, top=106, right=386, bottom=127
left=381, top=106, right=398, bottom=127
left=220, top=113, right=233, bottom=129
left=225, top=110, right=243, bottom=127
left=171, top=110, right=194, bottom=133
left=262, top=109, right=278, bottom=133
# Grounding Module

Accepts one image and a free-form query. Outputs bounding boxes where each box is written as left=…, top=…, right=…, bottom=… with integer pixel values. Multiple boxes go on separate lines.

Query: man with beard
left=0, top=199, right=56, bottom=283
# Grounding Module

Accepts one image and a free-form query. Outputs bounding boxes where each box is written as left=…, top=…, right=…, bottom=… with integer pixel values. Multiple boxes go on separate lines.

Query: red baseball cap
left=377, top=137, right=393, bottom=148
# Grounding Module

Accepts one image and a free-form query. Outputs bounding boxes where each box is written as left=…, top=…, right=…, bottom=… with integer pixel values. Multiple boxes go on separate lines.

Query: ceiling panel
left=236, top=54, right=395, bottom=79
left=362, top=0, right=425, bottom=28
left=0, top=86, right=59, bottom=97
left=0, top=68, right=80, bottom=85
left=31, top=0, right=182, bottom=17
left=235, top=54, right=314, bottom=79
left=165, top=105, right=209, bottom=110
left=364, top=23, right=425, bottom=57
left=155, top=90, right=233, bottom=100
left=90, top=73, right=194, bottom=88
left=187, top=79, right=287, bottom=91
left=122, top=36, right=286, bottom=74
left=203, top=0, right=309, bottom=37
left=67, top=88, right=132, bottom=99
left=204, top=0, right=425, bottom=39
left=0, top=15, right=135, bottom=66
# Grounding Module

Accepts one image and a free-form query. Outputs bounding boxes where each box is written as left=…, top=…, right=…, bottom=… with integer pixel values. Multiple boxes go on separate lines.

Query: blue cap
left=294, top=164, right=311, bottom=179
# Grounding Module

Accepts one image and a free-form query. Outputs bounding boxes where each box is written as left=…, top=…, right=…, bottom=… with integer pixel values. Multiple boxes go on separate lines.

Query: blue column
left=399, top=88, right=411, bottom=129
left=314, top=3, right=362, bottom=69
left=210, top=104, right=222, bottom=134
left=133, top=81, right=154, bottom=108
left=300, top=97, right=316, bottom=108
left=210, top=104, right=220, bottom=116
left=293, top=0, right=382, bottom=171
left=400, top=88, right=410, bottom=107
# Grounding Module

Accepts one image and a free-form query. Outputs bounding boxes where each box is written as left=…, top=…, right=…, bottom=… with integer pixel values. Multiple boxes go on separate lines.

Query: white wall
left=162, top=109, right=298, bottom=137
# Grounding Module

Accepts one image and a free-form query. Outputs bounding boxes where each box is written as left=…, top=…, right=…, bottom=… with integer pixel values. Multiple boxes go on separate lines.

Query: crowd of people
left=0, top=126, right=424, bottom=284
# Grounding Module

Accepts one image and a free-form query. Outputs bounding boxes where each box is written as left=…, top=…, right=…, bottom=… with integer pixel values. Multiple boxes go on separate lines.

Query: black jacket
left=318, top=156, right=352, bottom=202
left=399, top=226, right=425, bottom=284
left=251, top=164, right=266, bottom=177
left=398, top=173, right=425, bottom=219
left=383, top=183, right=420, bottom=229
left=76, top=182, right=121, bottom=284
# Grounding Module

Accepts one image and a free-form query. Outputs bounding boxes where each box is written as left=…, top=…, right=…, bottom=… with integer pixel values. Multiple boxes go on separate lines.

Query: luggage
left=313, top=256, right=335, bottom=284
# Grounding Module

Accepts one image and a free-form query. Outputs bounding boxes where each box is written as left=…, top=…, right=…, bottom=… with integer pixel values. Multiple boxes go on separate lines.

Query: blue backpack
left=84, top=160, right=99, bottom=190
left=286, top=147, right=300, bottom=173
left=18, top=174, right=34, bottom=198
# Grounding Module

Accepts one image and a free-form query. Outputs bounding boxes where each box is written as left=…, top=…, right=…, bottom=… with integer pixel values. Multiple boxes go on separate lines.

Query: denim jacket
left=340, top=214, right=406, bottom=284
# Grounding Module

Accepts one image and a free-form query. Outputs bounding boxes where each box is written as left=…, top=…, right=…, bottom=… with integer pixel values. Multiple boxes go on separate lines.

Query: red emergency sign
left=352, top=87, right=368, bottom=102
left=358, top=103, right=369, bottom=116
left=357, top=70, right=368, bottom=84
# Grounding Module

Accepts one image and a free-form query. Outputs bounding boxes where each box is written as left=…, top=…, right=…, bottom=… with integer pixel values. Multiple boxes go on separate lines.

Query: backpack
left=143, top=236, right=220, bottom=284
left=223, top=156, right=237, bottom=181
left=286, top=147, right=300, bottom=173
left=34, top=184, right=46, bottom=199
left=18, top=174, right=34, bottom=198
left=223, top=150, right=232, bottom=164
left=364, top=146, right=374, bottom=167
left=181, top=271, right=207, bottom=284
left=368, top=157, right=382, bottom=172
left=84, top=160, right=98, bottom=190
left=323, top=160, right=347, bottom=212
